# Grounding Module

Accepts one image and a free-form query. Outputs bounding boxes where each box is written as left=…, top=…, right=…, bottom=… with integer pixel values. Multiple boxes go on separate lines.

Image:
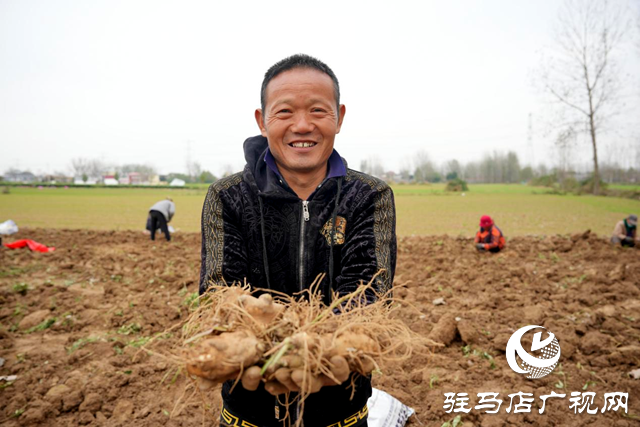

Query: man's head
left=480, top=215, right=493, bottom=229
left=260, top=54, right=340, bottom=115
left=627, top=214, right=638, bottom=228
left=255, top=54, right=345, bottom=182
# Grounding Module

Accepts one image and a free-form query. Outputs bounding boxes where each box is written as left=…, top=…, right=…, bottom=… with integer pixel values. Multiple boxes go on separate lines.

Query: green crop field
left=608, top=184, right=640, bottom=192
left=0, top=184, right=638, bottom=237
left=0, top=187, right=207, bottom=233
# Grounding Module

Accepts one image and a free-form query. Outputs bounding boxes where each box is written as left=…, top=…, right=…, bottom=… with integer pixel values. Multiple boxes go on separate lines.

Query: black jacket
left=199, top=135, right=397, bottom=426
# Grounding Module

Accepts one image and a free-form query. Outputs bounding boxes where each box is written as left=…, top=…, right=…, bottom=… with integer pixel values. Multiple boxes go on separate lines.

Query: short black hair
left=260, top=54, right=340, bottom=114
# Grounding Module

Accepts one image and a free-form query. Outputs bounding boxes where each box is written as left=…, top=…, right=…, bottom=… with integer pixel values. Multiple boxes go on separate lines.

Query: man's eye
left=312, top=108, right=325, bottom=113
left=277, top=109, right=291, bottom=114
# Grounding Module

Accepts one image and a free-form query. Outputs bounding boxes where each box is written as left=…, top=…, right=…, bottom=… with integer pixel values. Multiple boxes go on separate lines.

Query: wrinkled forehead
left=264, top=67, right=337, bottom=107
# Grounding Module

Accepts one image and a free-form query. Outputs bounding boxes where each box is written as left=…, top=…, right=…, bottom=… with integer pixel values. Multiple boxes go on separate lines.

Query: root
left=148, top=271, right=430, bottom=426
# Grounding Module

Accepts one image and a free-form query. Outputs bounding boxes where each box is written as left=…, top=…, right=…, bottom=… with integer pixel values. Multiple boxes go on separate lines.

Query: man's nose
left=290, top=113, right=314, bottom=133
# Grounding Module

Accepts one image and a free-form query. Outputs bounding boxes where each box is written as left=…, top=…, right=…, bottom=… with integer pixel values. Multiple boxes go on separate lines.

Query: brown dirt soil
left=0, top=229, right=639, bottom=426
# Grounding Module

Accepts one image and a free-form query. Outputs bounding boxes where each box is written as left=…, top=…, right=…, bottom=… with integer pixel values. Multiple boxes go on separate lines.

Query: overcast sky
left=1, top=0, right=638, bottom=176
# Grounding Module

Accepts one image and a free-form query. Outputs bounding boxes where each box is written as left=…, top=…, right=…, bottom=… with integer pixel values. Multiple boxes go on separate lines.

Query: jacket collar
left=243, top=135, right=346, bottom=199
left=264, top=147, right=346, bottom=181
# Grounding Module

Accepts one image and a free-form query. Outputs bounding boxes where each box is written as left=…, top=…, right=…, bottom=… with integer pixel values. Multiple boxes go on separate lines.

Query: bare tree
left=186, top=160, right=202, bottom=182
left=413, top=151, right=438, bottom=183
left=360, top=155, right=384, bottom=178
left=70, top=158, right=104, bottom=181
left=443, top=159, right=462, bottom=180
left=119, top=164, right=157, bottom=175
left=69, top=158, right=90, bottom=179
left=555, top=127, right=577, bottom=174
left=464, top=162, right=480, bottom=183
left=505, top=152, right=521, bottom=183
left=541, top=0, right=629, bottom=194
left=87, top=160, right=105, bottom=179
left=399, top=157, right=413, bottom=181
left=480, top=153, right=501, bottom=183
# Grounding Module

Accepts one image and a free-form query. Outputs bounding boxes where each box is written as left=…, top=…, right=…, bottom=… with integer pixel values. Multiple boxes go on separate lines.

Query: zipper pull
left=302, top=201, right=310, bottom=222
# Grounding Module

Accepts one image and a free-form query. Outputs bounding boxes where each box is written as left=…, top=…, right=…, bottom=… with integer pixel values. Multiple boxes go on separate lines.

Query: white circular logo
left=506, top=325, right=561, bottom=379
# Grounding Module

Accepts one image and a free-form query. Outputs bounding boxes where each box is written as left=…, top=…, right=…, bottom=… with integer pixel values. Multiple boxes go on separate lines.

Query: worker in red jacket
left=475, top=215, right=505, bottom=253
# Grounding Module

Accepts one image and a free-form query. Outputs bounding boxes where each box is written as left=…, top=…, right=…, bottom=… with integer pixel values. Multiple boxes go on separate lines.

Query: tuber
left=264, top=380, right=289, bottom=396
left=291, top=369, right=324, bottom=394
left=322, top=355, right=350, bottom=385
left=241, top=366, right=263, bottom=391
left=274, top=367, right=300, bottom=392
left=184, top=330, right=263, bottom=382
left=238, top=293, right=284, bottom=325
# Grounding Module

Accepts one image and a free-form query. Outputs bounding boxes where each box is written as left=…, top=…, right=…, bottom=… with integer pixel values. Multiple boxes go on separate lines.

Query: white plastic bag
left=0, top=219, right=18, bottom=236
left=367, top=388, right=414, bottom=427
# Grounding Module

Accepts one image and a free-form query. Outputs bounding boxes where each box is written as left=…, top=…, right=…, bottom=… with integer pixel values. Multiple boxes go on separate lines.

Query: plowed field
left=1, top=229, right=638, bottom=426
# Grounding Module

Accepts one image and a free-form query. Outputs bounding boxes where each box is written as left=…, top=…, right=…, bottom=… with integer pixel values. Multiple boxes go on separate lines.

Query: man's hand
left=263, top=356, right=351, bottom=396
left=476, top=243, right=485, bottom=251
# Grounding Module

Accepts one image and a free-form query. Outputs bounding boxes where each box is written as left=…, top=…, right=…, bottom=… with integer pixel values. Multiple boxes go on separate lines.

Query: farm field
left=1, top=184, right=638, bottom=237
left=608, top=184, right=640, bottom=192
left=0, top=229, right=638, bottom=426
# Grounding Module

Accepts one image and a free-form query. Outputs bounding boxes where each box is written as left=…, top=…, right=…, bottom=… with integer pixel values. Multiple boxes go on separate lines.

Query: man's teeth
left=291, top=142, right=316, bottom=148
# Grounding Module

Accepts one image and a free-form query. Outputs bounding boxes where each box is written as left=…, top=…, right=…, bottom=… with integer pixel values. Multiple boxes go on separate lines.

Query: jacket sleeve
left=613, top=221, right=627, bottom=240
left=199, top=182, right=248, bottom=295
left=483, top=228, right=500, bottom=250
left=334, top=184, right=397, bottom=302
left=168, top=202, right=175, bottom=222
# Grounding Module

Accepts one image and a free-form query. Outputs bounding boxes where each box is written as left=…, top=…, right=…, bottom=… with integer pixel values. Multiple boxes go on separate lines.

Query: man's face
left=255, top=68, right=345, bottom=179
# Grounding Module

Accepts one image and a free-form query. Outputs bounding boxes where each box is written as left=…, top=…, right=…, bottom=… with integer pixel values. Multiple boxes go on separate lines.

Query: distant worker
left=475, top=215, right=505, bottom=253
left=148, top=198, right=175, bottom=242
left=610, top=214, right=638, bottom=247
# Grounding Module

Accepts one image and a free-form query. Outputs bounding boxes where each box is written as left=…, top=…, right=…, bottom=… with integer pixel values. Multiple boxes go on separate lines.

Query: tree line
left=361, top=0, right=640, bottom=193
left=68, top=158, right=217, bottom=184
left=360, top=150, right=640, bottom=185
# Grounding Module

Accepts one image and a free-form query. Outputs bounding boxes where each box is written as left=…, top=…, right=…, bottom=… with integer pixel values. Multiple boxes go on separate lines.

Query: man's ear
left=336, top=104, right=346, bottom=133
left=255, top=109, right=267, bottom=137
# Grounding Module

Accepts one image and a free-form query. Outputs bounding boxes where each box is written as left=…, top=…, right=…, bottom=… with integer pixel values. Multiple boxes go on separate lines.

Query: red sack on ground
left=3, top=239, right=55, bottom=253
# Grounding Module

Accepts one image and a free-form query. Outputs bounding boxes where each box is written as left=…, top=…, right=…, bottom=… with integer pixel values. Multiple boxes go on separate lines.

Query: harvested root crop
left=184, top=330, right=264, bottom=382
left=164, top=274, right=429, bottom=425
left=238, top=293, right=284, bottom=325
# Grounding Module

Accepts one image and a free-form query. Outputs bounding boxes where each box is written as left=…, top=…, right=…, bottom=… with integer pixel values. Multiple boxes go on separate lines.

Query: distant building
left=104, top=178, right=119, bottom=186
left=128, top=172, right=142, bottom=185
left=382, top=171, right=403, bottom=184
left=117, top=172, right=145, bottom=185
left=73, top=177, right=98, bottom=185
left=3, top=170, right=37, bottom=183
left=170, top=178, right=186, bottom=187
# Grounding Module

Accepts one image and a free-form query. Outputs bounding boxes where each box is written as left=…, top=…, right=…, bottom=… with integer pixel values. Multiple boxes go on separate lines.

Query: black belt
left=220, top=402, right=368, bottom=427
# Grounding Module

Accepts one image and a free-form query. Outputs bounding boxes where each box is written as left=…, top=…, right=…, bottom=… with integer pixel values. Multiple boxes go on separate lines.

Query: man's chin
left=279, top=161, right=327, bottom=176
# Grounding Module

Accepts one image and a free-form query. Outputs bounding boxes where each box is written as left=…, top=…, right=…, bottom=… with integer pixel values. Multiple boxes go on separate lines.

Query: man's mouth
left=289, top=142, right=317, bottom=148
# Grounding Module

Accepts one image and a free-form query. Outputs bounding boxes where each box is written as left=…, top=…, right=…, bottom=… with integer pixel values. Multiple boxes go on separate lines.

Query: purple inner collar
left=264, top=147, right=346, bottom=181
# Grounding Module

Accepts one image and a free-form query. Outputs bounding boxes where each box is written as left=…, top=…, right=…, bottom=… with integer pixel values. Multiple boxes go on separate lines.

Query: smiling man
left=200, top=54, right=397, bottom=427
